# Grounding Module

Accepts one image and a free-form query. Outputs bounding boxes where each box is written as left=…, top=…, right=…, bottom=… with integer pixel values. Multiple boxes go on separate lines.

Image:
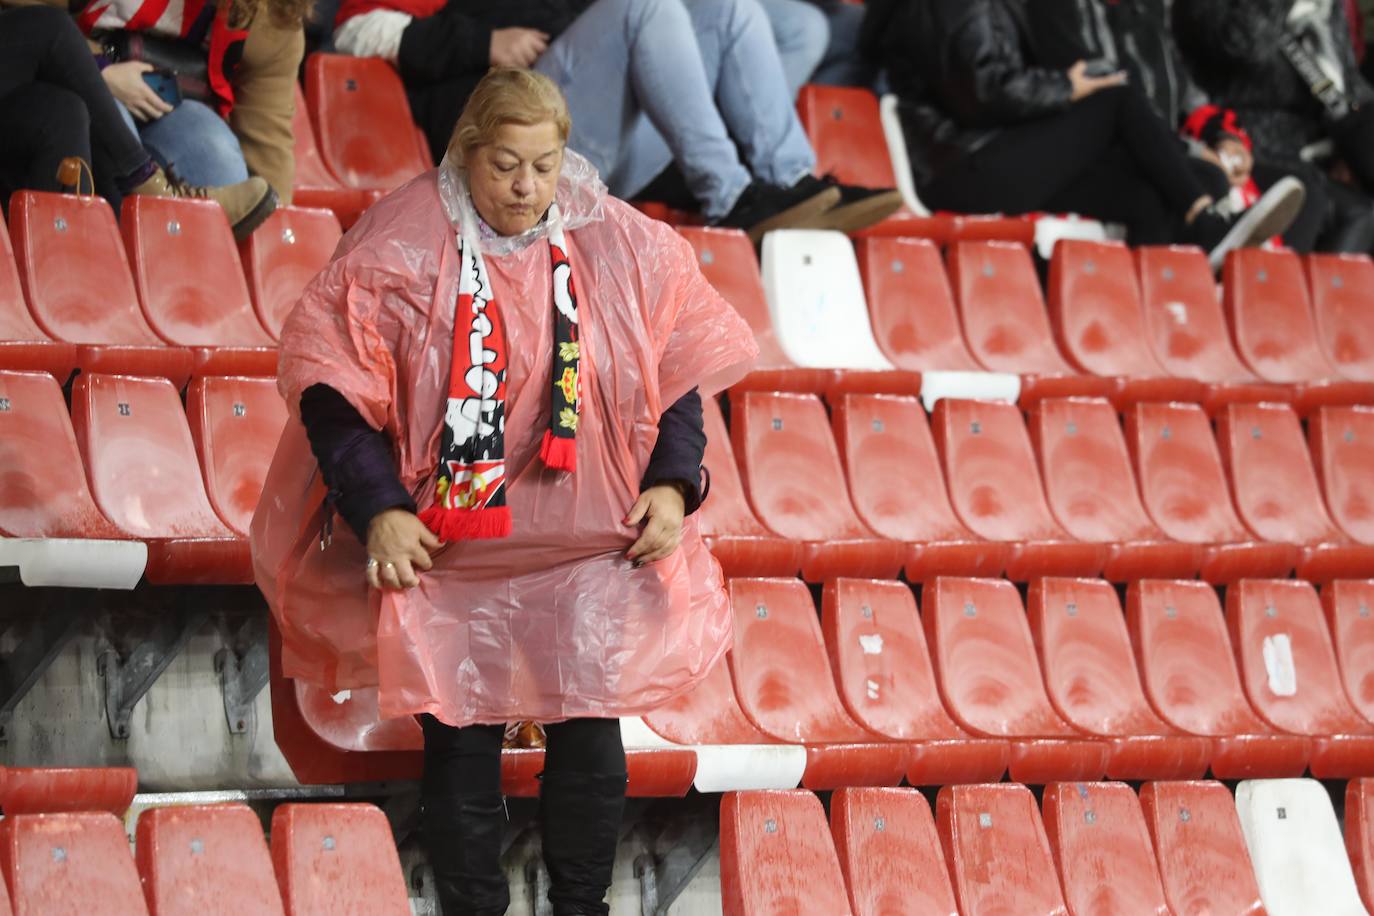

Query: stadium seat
left=1028, top=578, right=1212, bottom=780
left=1227, top=578, right=1374, bottom=777
left=719, top=790, right=854, bottom=916
left=120, top=196, right=276, bottom=376
left=135, top=804, right=285, bottom=916
left=832, top=395, right=1006, bottom=578
left=1029, top=397, right=1201, bottom=580
left=1042, top=782, right=1171, bottom=916
left=1126, top=579, right=1310, bottom=778
left=697, top=396, right=802, bottom=578
left=0, top=208, right=75, bottom=382
left=1310, top=406, right=1374, bottom=547
left=821, top=578, right=1009, bottom=785
left=830, top=787, right=959, bottom=916
left=935, top=782, right=1069, bottom=915
left=269, top=803, right=409, bottom=916
left=731, top=392, right=904, bottom=580
left=239, top=206, right=341, bottom=338
left=854, top=237, right=982, bottom=371
left=1126, top=402, right=1300, bottom=582
left=1218, top=402, right=1374, bottom=580
left=1346, top=779, right=1374, bottom=912
left=924, top=577, right=1108, bottom=783
left=304, top=54, right=431, bottom=192
left=1235, top=778, right=1367, bottom=916
left=1, top=811, right=148, bottom=915
left=1323, top=580, right=1374, bottom=726
left=1048, top=240, right=1204, bottom=405
left=70, top=373, right=251, bottom=584
left=289, top=84, right=381, bottom=228
left=0, top=767, right=136, bottom=816
left=9, top=191, right=193, bottom=385
left=1307, top=252, right=1374, bottom=382
left=931, top=398, right=1109, bottom=578
left=1224, top=248, right=1374, bottom=412
left=186, top=376, right=289, bottom=537
left=1138, top=780, right=1265, bottom=916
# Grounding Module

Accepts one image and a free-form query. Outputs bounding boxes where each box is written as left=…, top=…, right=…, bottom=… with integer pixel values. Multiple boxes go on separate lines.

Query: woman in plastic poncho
left=250, top=67, right=757, bottom=915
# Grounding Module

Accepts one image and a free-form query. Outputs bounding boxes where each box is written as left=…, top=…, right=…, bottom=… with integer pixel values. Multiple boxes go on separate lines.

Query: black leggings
left=420, top=715, right=627, bottom=798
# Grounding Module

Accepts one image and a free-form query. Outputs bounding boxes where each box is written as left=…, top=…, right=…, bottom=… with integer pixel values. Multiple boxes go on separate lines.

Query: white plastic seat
left=878, top=94, right=931, bottom=218
left=619, top=718, right=806, bottom=794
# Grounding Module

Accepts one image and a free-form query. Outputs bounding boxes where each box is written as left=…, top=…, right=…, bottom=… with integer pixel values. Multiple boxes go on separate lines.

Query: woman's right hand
left=102, top=61, right=174, bottom=122
left=366, top=508, right=441, bottom=590
left=489, top=27, right=550, bottom=68
left=1067, top=60, right=1128, bottom=102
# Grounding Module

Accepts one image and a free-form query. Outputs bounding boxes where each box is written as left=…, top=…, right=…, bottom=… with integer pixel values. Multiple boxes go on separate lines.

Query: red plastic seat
left=1126, top=401, right=1299, bottom=583
left=697, top=395, right=802, bottom=577
left=1139, top=780, right=1265, bottom=915
left=290, top=83, right=381, bottom=228
left=1, top=812, right=148, bottom=915
left=732, top=392, right=903, bottom=580
left=1028, top=578, right=1212, bottom=779
left=304, top=54, right=431, bottom=193
left=9, top=191, right=192, bottom=385
left=923, top=577, right=1108, bottom=783
left=719, top=790, right=854, bottom=916
left=1323, top=580, right=1374, bottom=725
left=855, top=237, right=982, bottom=371
left=239, top=206, right=341, bottom=338
left=1029, top=397, right=1200, bottom=580
left=1311, top=406, right=1374, bottom=546
left=136, top=804, right=285, bottom=915
left=1227, top=578, right=1374, bottom=778
left=71, top=373, right=250, bottom=584
left=935, top=783, right=1069, bottom=915
left=931, top=398, right=1109, bottom=579
left=727, top=578, right=908, bottom=789
left=1307, top=252, right=1374, bottom=382
left=1043, top=781, right=1171, bottom=916
left=1346, top=778, right=1374, bottom=912
left=0, top=767, right=137, bottom=816
left=270, top=803, right=409, bottom=916
left=833, top=395, right=1006, bottom=578
left=821, top=578, right=1009, bottom=785
left=644, top=652, right=778, bottom=748
left=830, top=787, right=959, bottom=916
left=0, top=208, right=75, bottom=382
left=186, top=376, right=289, bottom=537
left=1048, top=239, right=1203, bottom=405
left=121, top=196, right=275, bottom=376
left=1218, top=401, right=1374, bottom=581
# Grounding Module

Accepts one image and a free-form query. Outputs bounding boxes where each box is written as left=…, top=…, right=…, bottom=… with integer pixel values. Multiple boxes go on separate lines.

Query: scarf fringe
left=539, top=431, right=578, bottom=472
left=419, top=505, right=513, bottom=542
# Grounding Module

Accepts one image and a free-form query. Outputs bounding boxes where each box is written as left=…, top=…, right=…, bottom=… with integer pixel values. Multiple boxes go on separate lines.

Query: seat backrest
left=1125, top=401, right=1251, bottom=543
left=1310, top=405, right=1374, bottom=545
left=930, top=398, right=1068, bottom=542
left=293, top=681, right=424, bottom=753
left=1226, top=578, right=1368, bottom=736
left=304, top=54, right=430, bottom=191
left=1138, top=780, right=1264, bottom=916
left=0, top=207, right=50, bottom=347
left=831, top=787, right=958, bottom=916
left=1224, top=247, right=1336, bottom=383
left=269, top=803, right=410, bottom=916
left=239, top=206, right=341, bottom=338
left=136, top=804, right=285, bottom=916
left=70, top=373, right=234, bottom=539
left=947, top=240, right=1074, bottom=374
left=923, top=577, right=1074, bottom=737
left=760, top=230, right=893, bottom=370
left=1126, top=579, right=1272, bottom=736
left=832, top=394, right=971, bottom=542
left=1306, top=252, right=1374, bottom=382
left=9, top=191, right=164, bottom=346
left=1029, top=397, right=1163, bottom=542
left=795, top=85, right=898, bottom=188
left=1, top=812, right=148, bottom=915
left=186, top=376, right=289, bottom=537
left=1136, top=245, right=1256, bottom=383
left=1218, top=400, right=1345, bottom=545
left=732, top=391, right=876, bottom=541
left=935, top=783, right=1068, bottom=915
left=121, top=196, right=274, bottom=347
left=1048, top=239, right=1163, bottom=377
left=1042, top=781, right=1170, bottom=916
left=1323, top=579, right=1374, bottom=724
left=1346, top=778, right=1374, bottom=913
left=855, top=237, right=980, bottom=371
left=727, top=577, right=872, bottom=743
left=1029, top=577, right=1170, bottom=736
left=642, top=653, right=772, bottom=745
left=720, top=790, right=854, bottom=916
left=0, top=370, right=124, bottom=539
left=291, top=83, right=341, bottom=190
left=698, top=395, right=772, bottom=540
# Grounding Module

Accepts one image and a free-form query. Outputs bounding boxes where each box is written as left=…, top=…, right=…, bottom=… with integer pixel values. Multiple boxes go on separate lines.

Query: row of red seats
left=0, top=765, right=136, bottom=817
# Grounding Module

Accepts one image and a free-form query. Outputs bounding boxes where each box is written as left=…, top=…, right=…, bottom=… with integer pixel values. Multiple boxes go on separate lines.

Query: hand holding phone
left=141, top=68, right=182, bottom=110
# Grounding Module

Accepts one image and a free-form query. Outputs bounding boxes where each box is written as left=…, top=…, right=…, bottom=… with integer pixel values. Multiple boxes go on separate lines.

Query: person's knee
left=11, top=4, right=72, bottom=43
left=762, top=0, right=828, bottom=55
left=36, top=86, right=91, bottom=148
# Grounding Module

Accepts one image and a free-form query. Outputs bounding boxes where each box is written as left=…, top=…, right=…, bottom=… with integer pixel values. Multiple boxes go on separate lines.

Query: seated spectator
left=759, top=0, right=870, bottom=95
left=332, top=0, right=902, bottom=239
left=870, top=0, right=1305, bottom=268
left=0, top=4, right=274, bottom=237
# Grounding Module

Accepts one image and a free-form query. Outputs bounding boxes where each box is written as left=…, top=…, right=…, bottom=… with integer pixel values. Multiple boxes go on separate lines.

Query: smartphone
left=142, top=69, right=182, bottom=108
left=1082, top=58, right=1122, bottom=78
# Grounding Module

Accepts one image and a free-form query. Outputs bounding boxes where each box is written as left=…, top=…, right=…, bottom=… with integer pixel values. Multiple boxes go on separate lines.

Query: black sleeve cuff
left=642, top=388, right=707, bottom=516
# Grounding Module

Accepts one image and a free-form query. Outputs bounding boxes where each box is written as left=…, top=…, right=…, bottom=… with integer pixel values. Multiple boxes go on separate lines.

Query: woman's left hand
left=625, top=484, right=687, bottom=566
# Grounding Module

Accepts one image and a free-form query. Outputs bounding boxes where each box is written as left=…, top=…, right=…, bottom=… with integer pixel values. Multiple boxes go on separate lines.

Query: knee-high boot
left=539, top=770, right=628, bottom=915
left=421, top=789, right=510, bottom=916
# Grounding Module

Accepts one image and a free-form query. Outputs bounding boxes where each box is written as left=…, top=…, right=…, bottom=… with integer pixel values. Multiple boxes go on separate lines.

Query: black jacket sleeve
left=397, top=5, right=493, bottom=87
left=641, top=388, right=707, bottom=516
left=943, top=10, right=1075, bottom=125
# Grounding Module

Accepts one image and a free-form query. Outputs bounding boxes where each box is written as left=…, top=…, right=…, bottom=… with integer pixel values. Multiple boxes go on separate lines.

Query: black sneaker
left=1185, top=176, right=1306, bottom=272
left=793, top=174, right=905, bottom=234
left=712, top=180, right=840, bottom=243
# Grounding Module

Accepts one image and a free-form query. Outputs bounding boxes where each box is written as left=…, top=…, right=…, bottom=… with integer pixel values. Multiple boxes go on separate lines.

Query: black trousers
left=420, top=715, right=627, bottom=798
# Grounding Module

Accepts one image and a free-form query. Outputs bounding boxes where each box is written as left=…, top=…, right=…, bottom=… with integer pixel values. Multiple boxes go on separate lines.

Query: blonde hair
left=449, top=68, right=572, bottom=163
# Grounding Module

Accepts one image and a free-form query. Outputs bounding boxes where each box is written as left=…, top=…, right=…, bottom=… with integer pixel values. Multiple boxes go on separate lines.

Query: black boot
left=539, top=770, right=628, bottom=915
left=421, top=789, right=510, bottom=916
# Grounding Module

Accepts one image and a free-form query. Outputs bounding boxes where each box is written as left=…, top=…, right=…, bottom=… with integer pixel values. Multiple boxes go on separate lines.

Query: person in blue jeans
left=756, top=0, right=870, bottom=95
left=113, top=97, right=249, bottom=187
